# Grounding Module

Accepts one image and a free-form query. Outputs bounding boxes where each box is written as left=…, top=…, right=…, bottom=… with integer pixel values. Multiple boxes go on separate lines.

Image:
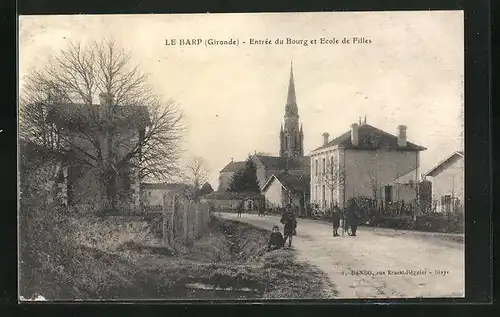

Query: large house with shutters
left=309, top=120, right=427, bottom=210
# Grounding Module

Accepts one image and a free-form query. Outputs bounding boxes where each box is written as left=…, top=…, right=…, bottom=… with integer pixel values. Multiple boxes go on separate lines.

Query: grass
left=21, top=216, right=335, bottom=300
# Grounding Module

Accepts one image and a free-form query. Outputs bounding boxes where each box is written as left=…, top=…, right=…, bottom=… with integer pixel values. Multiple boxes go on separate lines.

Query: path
left=219, top=212, right=464, bottom=299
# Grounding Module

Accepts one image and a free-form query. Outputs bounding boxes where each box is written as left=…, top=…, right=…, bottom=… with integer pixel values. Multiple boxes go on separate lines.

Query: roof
left=220, top=160, right=246, bottom=173
left=45, top=102, right=151, bottom=130
left=203, top=191, right=264, bottom=200
left=262, top=172, right=310, bottom=193
left=253, top=155, right=310, bottom=172
left=313, top=124, right=426, bottom=152
left=425, top=151, right=464, bottom=177
left=390, top=168, right=419, bottom=184
left=141, top=183, right=190, bottom=190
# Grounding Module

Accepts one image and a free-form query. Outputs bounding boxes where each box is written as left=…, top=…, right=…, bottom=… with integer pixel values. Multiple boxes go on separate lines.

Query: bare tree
left=320, top=155, right=346, bottom=209
left=184, top=156, right=209, bottom=199
left=19, top=39, right=185, bottom=210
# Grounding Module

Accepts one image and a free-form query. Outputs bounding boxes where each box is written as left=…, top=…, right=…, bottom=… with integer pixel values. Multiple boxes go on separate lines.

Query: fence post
left=170, top=195, right=176, bottom=245
left=162, top=195, right=169, bottom=246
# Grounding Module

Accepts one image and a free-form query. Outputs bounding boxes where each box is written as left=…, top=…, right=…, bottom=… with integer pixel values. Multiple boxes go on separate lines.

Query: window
left=330, top=156, right=334, bottom=174
left=322, top=158, right=326, bottom=174
left=315, top=160, right=318, bottom=175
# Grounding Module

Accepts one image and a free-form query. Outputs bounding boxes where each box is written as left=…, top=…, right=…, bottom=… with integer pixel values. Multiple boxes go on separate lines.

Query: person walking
left=237, top=200, right=243, bottom=218
left=346, top=200, right=359, bottom=236
left=280, top=204, right=297, bottom=248
left=332, top=203, right=341, bottom=237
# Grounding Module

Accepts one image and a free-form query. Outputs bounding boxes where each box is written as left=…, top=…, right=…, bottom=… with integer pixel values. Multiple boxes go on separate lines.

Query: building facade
left=261, top=172, right=310, bottom=214
left=310, top=121, right=426, bottom=210
left=425, top=151, right=464, bottom=213
left=46, top=93, right=150, bottom=212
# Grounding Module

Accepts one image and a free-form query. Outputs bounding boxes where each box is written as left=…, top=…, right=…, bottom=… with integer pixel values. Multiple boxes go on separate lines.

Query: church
left=218, top=63, right=311, bottom=208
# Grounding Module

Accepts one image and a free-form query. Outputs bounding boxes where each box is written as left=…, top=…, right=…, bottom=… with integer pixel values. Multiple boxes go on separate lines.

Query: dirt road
left=219, top=212, right=464, bottom=299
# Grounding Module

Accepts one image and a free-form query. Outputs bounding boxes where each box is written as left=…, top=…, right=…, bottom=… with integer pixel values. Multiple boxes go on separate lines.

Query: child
left=267, top=225, right=284, bottom=251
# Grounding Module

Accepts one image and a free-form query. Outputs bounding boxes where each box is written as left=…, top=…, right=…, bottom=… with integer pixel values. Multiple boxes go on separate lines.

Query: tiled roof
left=254, top=155, right=310, bottom=172
left=313, top=124, right=426, bottom=152
left=220, top=161, right=246, bottom=173
left=46, top=102, right=151, bottom=130
left=264, top=172, right=310, bottom=193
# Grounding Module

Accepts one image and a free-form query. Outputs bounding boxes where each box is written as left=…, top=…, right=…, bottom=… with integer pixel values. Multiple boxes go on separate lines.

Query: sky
left=19, top=11, right=464, bottom=189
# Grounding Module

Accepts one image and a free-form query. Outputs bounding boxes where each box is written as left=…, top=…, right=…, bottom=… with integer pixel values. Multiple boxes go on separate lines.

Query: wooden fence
left=161, top=194, right=211, bottom=247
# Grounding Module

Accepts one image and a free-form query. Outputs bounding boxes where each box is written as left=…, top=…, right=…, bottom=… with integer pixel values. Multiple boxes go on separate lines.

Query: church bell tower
left=280, top=62, right=304, bottom=158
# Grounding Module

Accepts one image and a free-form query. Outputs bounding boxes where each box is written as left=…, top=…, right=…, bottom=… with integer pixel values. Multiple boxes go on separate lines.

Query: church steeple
left=280, top=62, right=303, bottom=158
left=285, top=61, right=298, bottom=117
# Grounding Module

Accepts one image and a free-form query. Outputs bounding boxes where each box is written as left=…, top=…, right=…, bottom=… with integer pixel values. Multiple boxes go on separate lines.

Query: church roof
left=313, top=124, right=426, bottom=152
left=262, top=172, right=310, bottom=193
left=285, top=62, right=298, bottom=117
left=254, top=155, right=310, bottom=172
left=220, top=160, right=246, bottom=173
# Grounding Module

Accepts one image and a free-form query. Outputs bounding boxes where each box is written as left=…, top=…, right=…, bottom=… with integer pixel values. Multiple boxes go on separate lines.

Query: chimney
left=351, top=123, right=359, bottom=146
left=397, top=125, right=407, bottom=147
left=322, top=132, right=330, bottom=146
left=99, top=92, right=113, bottom=107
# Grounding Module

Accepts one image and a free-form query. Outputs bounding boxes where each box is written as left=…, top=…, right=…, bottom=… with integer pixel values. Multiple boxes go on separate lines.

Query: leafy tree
left=228, top=156, right=260, bottom=192
left=199, top=182, right=214, bottom=196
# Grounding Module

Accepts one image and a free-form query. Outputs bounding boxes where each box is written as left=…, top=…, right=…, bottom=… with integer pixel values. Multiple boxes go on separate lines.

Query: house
left=201, top=191, right=264, bottom=211
left=310, top=120, right=426, bottom=210
left=218, top=159, right=246, bottom=191
left=261, top=172, right=310, bottom=214
left=382, top=169, right=432, bottom=215
left=218, top=63, right=310, bottom=192
left=425, top=151, right=464, bottom=213
left=219, top=155, right=310, bottom=192
left=140, top=183, right=190, bottom=210
left=251, top=155, right=310, bottom=190
left=45, top=93, right=151, bottom=212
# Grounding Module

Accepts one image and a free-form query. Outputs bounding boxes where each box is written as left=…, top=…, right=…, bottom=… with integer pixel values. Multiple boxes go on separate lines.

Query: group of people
left=331, top=201, right=359, bottom=237
left=267, top=201, right=360, bottom=252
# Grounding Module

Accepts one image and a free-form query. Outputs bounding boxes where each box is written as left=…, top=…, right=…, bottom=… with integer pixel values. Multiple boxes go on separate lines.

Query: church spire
left=285, top=61, right=298, bottom=117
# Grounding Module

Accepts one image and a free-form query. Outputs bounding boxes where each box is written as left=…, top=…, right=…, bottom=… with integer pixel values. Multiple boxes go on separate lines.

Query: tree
left=19, top=39, right=185, bottom=210
left=199, top=182, right=214, bottom=196
left=184, top=156, right=209, bottom=199
left=320, top=155, right=346, bottom=209
left=228, top=156, right=260, bottom=192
